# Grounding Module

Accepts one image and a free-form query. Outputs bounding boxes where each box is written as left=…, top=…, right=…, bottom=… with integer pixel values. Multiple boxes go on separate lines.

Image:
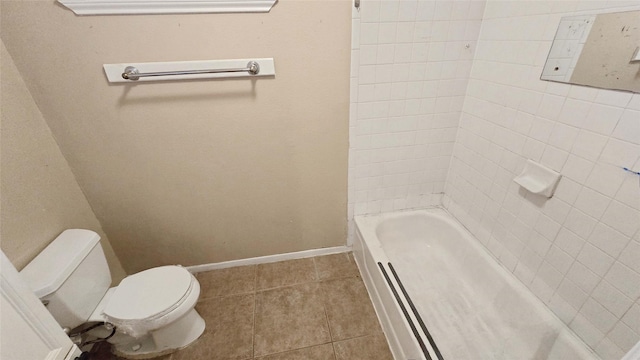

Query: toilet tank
left=20, top=229, right=112, bottom=330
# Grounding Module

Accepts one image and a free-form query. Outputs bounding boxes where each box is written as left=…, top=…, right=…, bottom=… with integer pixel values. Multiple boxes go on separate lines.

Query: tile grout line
left=313, top=256, right=338, bottom=359
left=320, top=297, right=336, bottom=357
left=253, top=341, right=335, bottom=359
left=252, top=265, right=258, bottom=359
left=255, top=279, right=317, bottom=292
left=312, top=256, right=320, bottom=282
left=331, top=341, right=339, bottom=360
left=314, top=255, right=337, bottom=351
left=255, top=258, right=319, bottom=292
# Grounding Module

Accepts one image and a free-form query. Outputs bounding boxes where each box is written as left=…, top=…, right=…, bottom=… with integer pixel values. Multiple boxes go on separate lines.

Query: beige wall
left=1, top=1, right=351, bottom=273
left=1, top=42, right=126, bottom=283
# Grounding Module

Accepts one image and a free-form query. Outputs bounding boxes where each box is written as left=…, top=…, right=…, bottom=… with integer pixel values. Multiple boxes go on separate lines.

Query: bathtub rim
left=354, top=207, right=448, bottom=360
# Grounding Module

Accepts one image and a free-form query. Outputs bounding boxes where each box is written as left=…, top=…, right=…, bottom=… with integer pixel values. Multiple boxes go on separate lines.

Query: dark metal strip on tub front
left=377, top=262, right=432, bottom=360
left=388, top=262, right=444, bottom=360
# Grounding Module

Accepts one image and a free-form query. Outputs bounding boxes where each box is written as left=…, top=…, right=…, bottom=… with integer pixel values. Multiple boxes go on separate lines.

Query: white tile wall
left=442, top=1, right=640, bottom=358
left=347, top=0, right=486, bottom=243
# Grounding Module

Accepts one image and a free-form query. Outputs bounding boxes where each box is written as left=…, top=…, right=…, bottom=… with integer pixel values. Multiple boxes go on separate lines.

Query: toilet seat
left=102, top=265, right=199, bottom=338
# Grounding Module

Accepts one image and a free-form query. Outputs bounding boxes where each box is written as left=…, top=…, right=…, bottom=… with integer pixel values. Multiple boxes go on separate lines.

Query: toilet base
left=111, top=309, right=206, bottom=359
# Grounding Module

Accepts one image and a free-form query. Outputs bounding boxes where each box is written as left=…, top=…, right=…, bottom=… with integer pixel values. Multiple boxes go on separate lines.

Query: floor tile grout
left=253, top=341, right=334, bottom=359
left=312, top=256, right=320, bottom=281
left=249, top=333, right=387, bottom=360
left=254, top=275, right=363, bottom=294
left=196, top=255, right=363, bottom=300
left=197, top=273, right=367, bottom=303
left=252, top=265, right=257, bottom=359
left=319, top=273, right=335, bottom=343
left=331, top=341, right=338, bottom=360
left=197, top=290, right=255, bottom=302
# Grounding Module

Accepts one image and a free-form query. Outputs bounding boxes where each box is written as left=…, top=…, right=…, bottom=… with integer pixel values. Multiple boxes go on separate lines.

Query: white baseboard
left=186, top=246, right=352, bottom=273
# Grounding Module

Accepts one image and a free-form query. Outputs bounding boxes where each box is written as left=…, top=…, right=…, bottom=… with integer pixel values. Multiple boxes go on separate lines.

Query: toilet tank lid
left=20, top=229, right=101, bottom=298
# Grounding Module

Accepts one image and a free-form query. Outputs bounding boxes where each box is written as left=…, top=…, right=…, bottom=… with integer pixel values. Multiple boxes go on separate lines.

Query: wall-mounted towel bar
left=103, top=58, right=275, bottom=83
left=122, top=61, right=260, bottom=80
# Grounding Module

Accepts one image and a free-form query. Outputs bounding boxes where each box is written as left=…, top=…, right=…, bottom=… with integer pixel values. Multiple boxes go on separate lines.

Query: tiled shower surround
left=348, top=0, right=640, bottom=359
left=347, top=0, right=486, bottom=226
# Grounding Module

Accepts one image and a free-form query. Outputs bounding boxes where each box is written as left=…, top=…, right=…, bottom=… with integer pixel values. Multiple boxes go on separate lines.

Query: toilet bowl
left=89, top=266, right=205, bottom=358
left=19, top=229, right=206, bottom=359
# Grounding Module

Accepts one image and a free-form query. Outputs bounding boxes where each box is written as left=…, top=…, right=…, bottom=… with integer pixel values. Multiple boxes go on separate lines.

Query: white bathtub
left=353, top=208, right=599, bottom=360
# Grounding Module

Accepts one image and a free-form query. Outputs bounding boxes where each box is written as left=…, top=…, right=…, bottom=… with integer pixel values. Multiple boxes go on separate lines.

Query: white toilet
left=20, top=229, right=206, bottom=359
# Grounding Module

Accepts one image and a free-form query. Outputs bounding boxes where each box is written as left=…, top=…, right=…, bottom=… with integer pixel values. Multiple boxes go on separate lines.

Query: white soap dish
left=514, top=160, right=562, bottom=198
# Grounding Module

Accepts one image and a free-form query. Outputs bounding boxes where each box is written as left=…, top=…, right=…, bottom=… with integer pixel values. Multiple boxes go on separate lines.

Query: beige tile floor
left=91, top=253, right=394, bottom=360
